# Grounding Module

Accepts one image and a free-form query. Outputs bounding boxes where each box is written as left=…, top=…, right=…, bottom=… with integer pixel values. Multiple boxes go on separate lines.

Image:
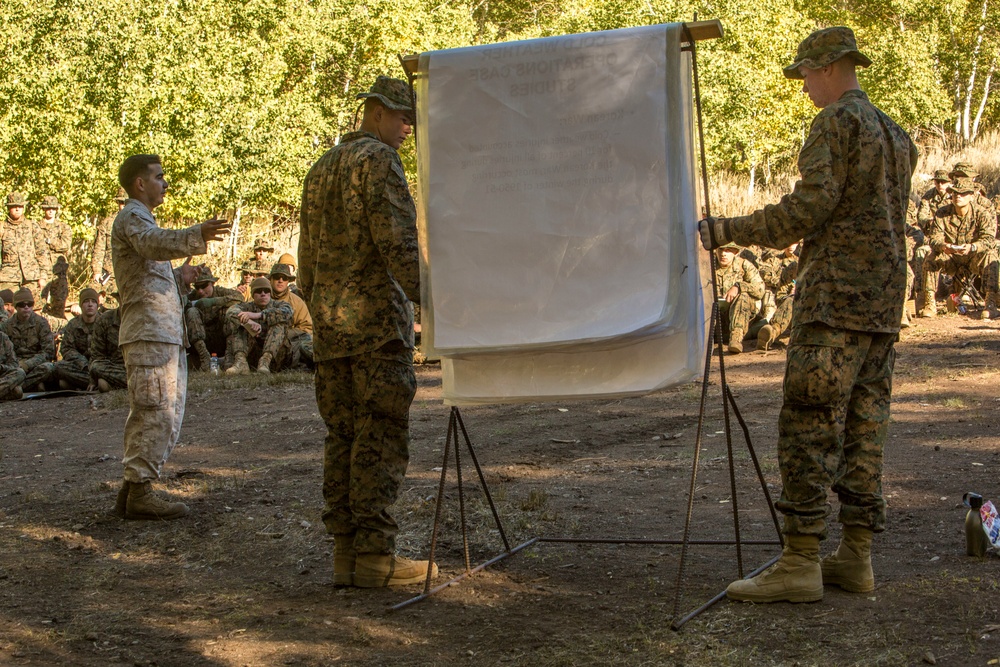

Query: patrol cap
left=269, top=263, right=296, bottom=280
left=115, top=187, right=128, bottom=203
left=253, top=237, right=273, bottom=252
left=949, top=162, right=978, bottom=179
left=933, top=169, right=950, bottom=182
left=40, top=195, right=60, bottom=210
left=6, top=192, right=27, bottom=207
left=356, top=76, right=414, bottom=113
left=13, top=288, right=34, bottom=304
left=949, top=177, right=977, bottom=195
left=0, top=289, right=13, bottom=305
left=717, top=242, right=740, bottom=252
left=783, top=27, right=872, bottom=79
left=239, top=261, right=254, bottom=274
left=250, top=277, right=272, bottom=293
left=79, top=288, right=99, bottom=304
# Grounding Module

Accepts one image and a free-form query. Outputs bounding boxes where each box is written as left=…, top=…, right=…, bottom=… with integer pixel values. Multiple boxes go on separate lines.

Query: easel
left=394, top=19, right=784, bottom=629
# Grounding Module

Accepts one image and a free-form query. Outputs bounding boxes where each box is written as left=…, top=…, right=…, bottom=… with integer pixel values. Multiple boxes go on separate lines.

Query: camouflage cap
left=933, top=169, right=950, bottom=182
left=194, top=268, right=220, bottom=285
left=250, top=277, right=272, bottom=293
left=356, top=76, right=414, bottom=113
left=253, top=237, right=273, bottom=252
left=0, top=289, right=13, bottom=304
left=717, top=242, right=740, bottom=252
left=115, top=186, right=128, bottom=202
left=239, top=261, right=254, bottom=274
left=949, top=177, right=977, bottom=195
left=13, top=288, right=34, bottom=304
left=269, top=262, right=296, bottom=280
left=783, top=27, right=872, bottom=80
left=79, top=288, right=100, bottom=304
left=6, top=192, right=27, bottom=207
left=949, top=162, right=979, bottom=179
left=277, top=252, right=296, bottom=266
left=40, top=195, right=60, bottom=209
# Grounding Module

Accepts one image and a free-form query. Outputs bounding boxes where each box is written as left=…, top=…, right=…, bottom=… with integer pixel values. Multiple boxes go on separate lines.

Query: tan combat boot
left=354, top=553, right=439, bottom=588
left=917, top=286, right=936, bottom=318
left=727, top=328, right=745, bottom=354
left=900, top=306, right=911, bottom=328
left=726, top=534, right=823, bottom=603
left=820, top=525, right=874, bottom=593
left=96, top=379, right=111, bottom=393
left=111, top=480, right=129, bottom=518
left=757, top=324, right=776, bottom=351
left=226, top=352, right=250, bottom=375
left=257, top=353, right=273, bottom=374
left=978, top=291, right=999, bottom=320
left=194, top=340, right=212, bottom=371
left=124, top=481, right=190, bottom=520
left=333, top=534, right=357, bottom=587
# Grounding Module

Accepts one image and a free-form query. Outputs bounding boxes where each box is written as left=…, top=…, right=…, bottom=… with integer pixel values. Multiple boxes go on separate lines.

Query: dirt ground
left=1, top=313, right=999, bottom=667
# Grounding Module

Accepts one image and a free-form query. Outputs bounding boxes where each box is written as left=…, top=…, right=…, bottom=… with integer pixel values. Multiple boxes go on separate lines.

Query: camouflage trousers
left=121, top=341, right=187, bottom=482
left=318, top=339, right=416, bottom=555
left=0, top=367, right=26, bottom=399
left=776, top=323, right=895, bottom=539
left=923, top=248, right=1000, bottom=297
left=22, top=360, right=56, bottom=390
left=288, top=330, right=314, bottom=368
left=54, top=359, right=90, bottom=389
left=90, top=360, right=127, bottom=390
left=771, top=296, right=793, bottom=339
left=227, top=324, right=290, bottom=370
left=718, top=292, right=758, bottom=344
left=185, top=307, right=227, bottom=354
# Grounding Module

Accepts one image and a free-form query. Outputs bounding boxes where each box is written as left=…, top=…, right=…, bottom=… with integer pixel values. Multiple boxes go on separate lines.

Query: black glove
left=697, top=216, right=732, bottom=251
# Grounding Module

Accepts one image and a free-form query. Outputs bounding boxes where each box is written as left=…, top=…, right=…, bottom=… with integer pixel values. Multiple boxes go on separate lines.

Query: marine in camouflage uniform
left=34, top=195, right=73, bottom=289
left=300, top=75, right=433, bottom=587
left=233, top=262, right=255, bottom=301
left=0, top=289, right=12, bottom=323
left=949, top=162, right=996, bottom=215
left=41, top=256, right=69, bottom=319
left=916, top=170, right=951, bottom=233
left=700, top=28, right=917, bottom=603
left=269, top=262, right=314, bottom=368
left=185, top=269, right=243, bottom=370
left=921, top=177, right=999, bottom=319
left=246, top=238, right=273, bottom=274
left=224, top=277, right=293, bottom=373
left=713, top=244, right=765, bottom=353
left=89, top=306, right=127, bottom=391
left=0, top=331, right=26, bottom=400
left=0, top=288, right=56, bottom=390
left=1, top=193, right=42, bottom=294
left=756, top=242, right=799, bottom=349
left=902, top=203, right=925, bottom=328
left=53, top=288, right=101, bottom=389
left=92, top=188, right=127, bottom=283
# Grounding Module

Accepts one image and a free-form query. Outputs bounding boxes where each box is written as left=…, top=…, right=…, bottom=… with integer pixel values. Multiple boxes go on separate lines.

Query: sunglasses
left=252, top=289, right=271, bottom=295
left=15, top=302, right=34, bottom=308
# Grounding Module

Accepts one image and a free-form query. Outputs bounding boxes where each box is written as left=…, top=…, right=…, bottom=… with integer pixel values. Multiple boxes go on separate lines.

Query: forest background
left=1, top=0, right=998, bottom=287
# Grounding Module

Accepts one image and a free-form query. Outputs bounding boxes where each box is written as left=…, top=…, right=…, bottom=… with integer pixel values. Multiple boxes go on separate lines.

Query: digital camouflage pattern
left=186, top=284, right=243, bottom=353
left=271, top=286, right=313, bottom=366
left=246, top=257, right=272, bottom=273
left=298, top=130, right=420, bottom=361
left=727, top=90, right=918, bottom=334
left=782, top=27, right=871, bottom=79
left=0, top=331, right=26, bottom=399
left=917, top=184, right=949, bottom=232
left=41, top=258, right=69, bottom=318
left=0, top=216, right=42, bottom=290
left=92, top=214, right=115, bottom=278
left=715, top=254, right=765, bottom=342
left=54, top=315, right=95, bottom=389
left=33, top=217, right=72, bottom=286
left=924, top=202, right=999, bottom=294
left=778, top=325, right=895, bottom=537
left=318, top=340, right=416, bottom=554
left=224, top=299, right=293, bottom=369
left=0, top=310, right=55, bottom=388
left=89, top=307, right=126, bottom=389
left=759, top=251, right=798, bottom=339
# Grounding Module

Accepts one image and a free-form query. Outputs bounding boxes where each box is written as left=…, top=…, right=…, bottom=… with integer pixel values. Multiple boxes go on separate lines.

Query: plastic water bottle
left=209, top=354, right=220, bottom=376
left=964, top=492, right=988, bottom=557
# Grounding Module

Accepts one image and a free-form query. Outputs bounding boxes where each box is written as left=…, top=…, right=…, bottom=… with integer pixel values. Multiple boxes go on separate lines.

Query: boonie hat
left=250, top=277, right=272, bottom=293
left=949, top=162, right=979, bottom=179
left=6, top=192, right=27, bottom=207
left=79, top=288, right=100, bottom=304
left=949, top=177, right=977, bottom=195
left=269, top=263, right=296, bottom=280
left=40, top=195, right=60, bottom=210
left=253, top=237, right=273, bottom=252
left=356, top=76, right=414, bottom=113
left=717, top=242, right=740, bottom=252
left=783, top=27, right=872, bottom=79
left=194, top=268, right=220, bottom=286
left=933, top=169, right=950, bottom=182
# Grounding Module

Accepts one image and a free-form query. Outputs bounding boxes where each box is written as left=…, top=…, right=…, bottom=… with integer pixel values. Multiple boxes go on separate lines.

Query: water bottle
left=209, top=354, right=220, bottom=376
left=964, top=492, right=988, bottom=557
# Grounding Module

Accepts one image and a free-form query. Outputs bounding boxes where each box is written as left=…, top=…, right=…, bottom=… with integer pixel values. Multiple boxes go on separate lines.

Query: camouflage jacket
left=111, top=199, right=207, bottom=347
left=714, top=256, right=765, bottom=300
left=272, top=288, right=313, bottom=335
left=59, top=315, right=96, bottom=367
left=299, top=130, right=419, bottom=360
left=0, top=331, right=18, bottom=374
left=1, top=217, right=41, bottom=283
left=91, top=214, right=114, bottom=277
left=225, top=299, right=293, bottom=331
left=187, top=285, right=243, bottom=325
left=0, top=311, right=54, bottom=370
left=928, top=204, right=997, bottom=253
left=246, top=257, right=271, bottom=273
left=917, top=187, right=949, bottom=232
left=90, top=307, right=124, bottom=366
left=727, top=90, right=917, bottom=334
left=34, top=219, right=72, bottom=272
left=759, top=253, right=798, bottom=301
